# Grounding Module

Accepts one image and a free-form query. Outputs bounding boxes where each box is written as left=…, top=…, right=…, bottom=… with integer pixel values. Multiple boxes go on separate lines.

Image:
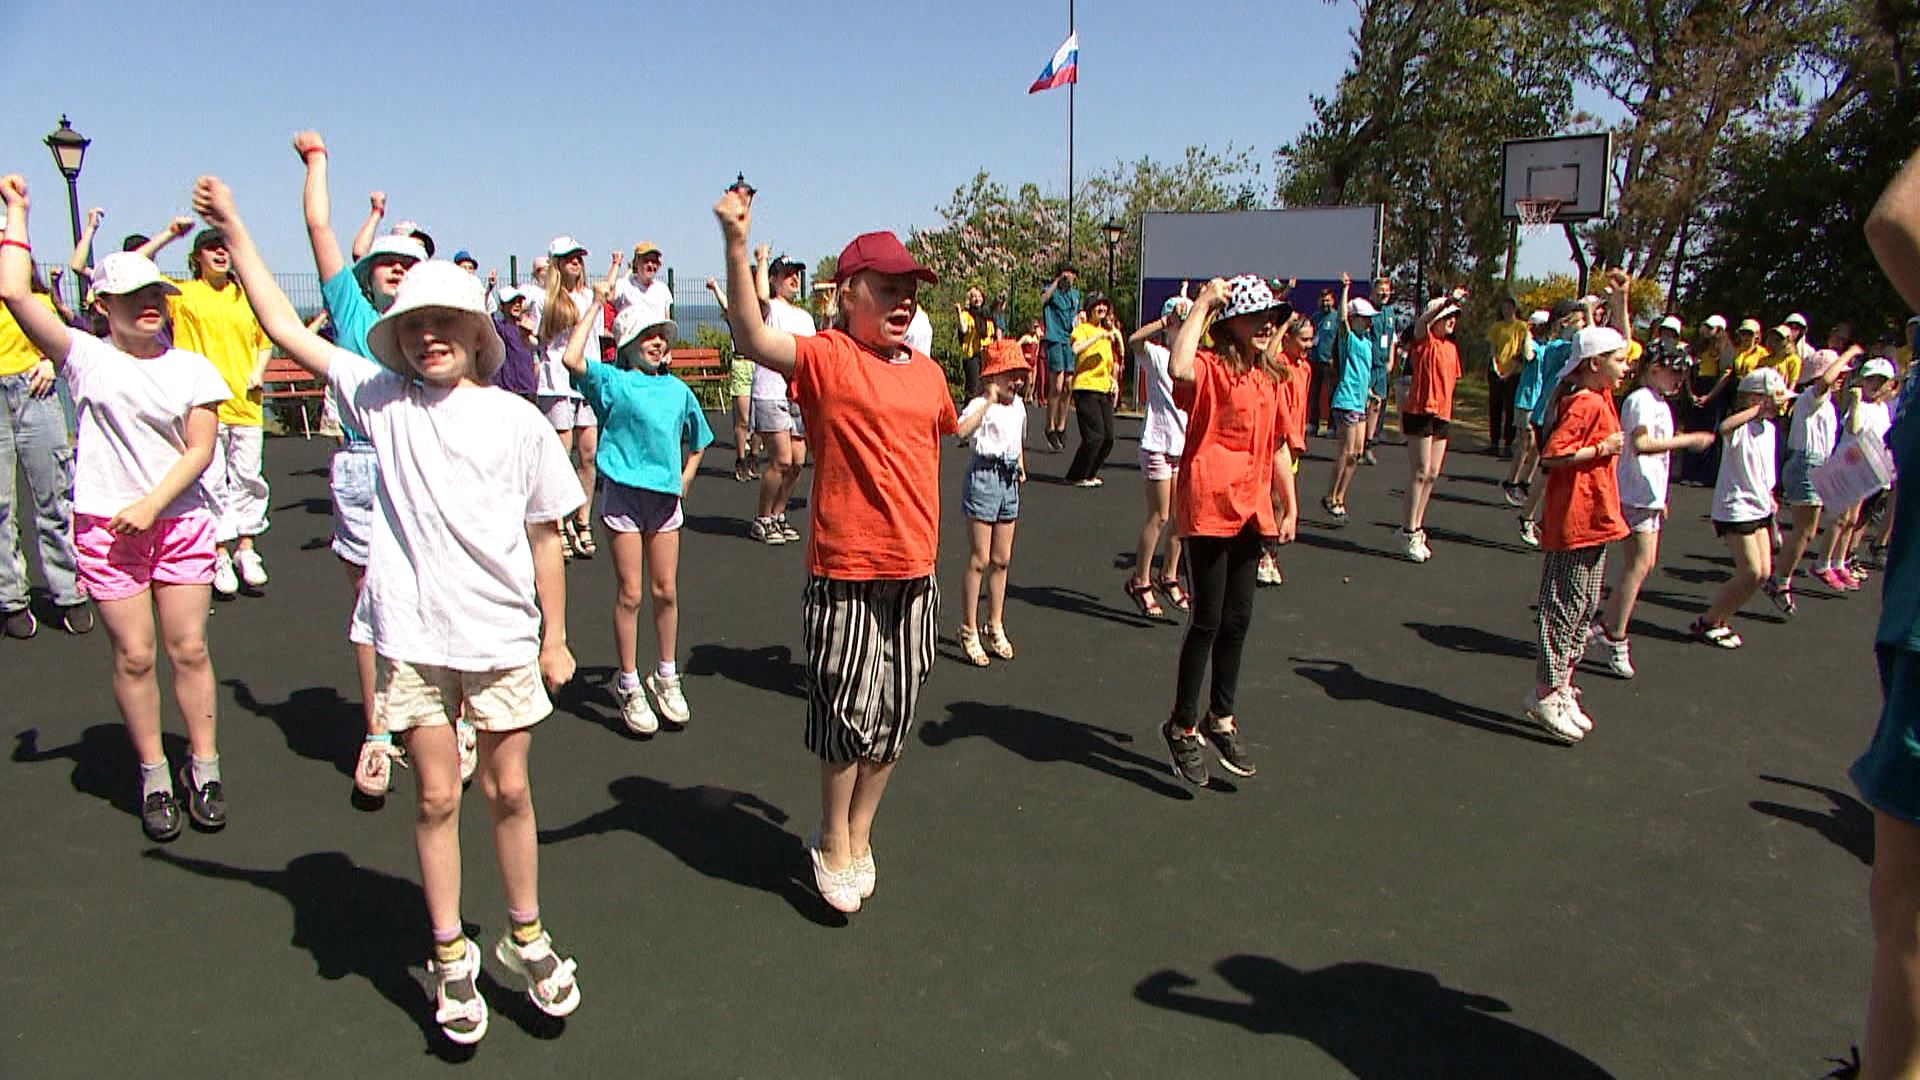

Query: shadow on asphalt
left=1290, top=659, right=1566, bottom=746
left=1006, top=583, right=1157, bottom=629
left=1133, top=955, right=1612, bottom=1078
left=1751, top=774, right=1874, bottom=866
left=1405, top=622, right=1533, bottom=661
left=920, top=701, right=1195, bottom=802
left=14, top=724, right=187, bottom=816
left=224, top=678, right=360, bottom=778
left=538, top=777, right=844, bottom=927
left=685, top=644, right=806, bottom=701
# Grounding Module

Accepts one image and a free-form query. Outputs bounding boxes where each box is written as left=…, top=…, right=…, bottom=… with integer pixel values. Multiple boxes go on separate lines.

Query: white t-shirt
left=1711, top=416, right=1777, bottom=524
left=959, top=397, right=1026, bottom=461
left=64, top=332, right=231, bottom=520
left=611, top=274, right=673, bottom=328
left=1788, top=387, right=1838, bottom=457
left=1136, top=341, right=1188, bottom=456
left=1616, top=386, right=1673, bottom=511
left=328, top=351, right=586, bottom=669
left=524, top=284, right=595, bottom=399
left=905, top=307, right=932, bottom=356
left=1856, top=398, right=1893, bottom=444
left=752, top=298, right=816, bottom=400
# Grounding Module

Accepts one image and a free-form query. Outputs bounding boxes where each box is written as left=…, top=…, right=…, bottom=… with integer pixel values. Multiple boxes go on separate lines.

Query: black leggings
left=962, top=353, right=982, bottom=400
left=1065, top=390, right=1115, bottom=482
left=1487, top=369, right=1518, bottom=449
left=1172, top=524, right=1264, bottom=725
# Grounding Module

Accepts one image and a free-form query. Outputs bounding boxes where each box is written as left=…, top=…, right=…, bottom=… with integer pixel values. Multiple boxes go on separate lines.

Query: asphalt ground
left=0, top=406, right=1886, bottom=1077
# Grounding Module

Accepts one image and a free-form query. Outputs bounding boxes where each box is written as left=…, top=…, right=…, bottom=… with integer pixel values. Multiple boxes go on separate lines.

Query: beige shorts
left=376, top=657, right=551, bottom=734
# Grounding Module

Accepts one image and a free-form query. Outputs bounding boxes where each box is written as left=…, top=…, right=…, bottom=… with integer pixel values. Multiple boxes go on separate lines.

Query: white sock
left=139, top=760, right=172, bottom=800
left=191, top=754, right=221, bottom=788
left=655, top=660, right=676, bottom=680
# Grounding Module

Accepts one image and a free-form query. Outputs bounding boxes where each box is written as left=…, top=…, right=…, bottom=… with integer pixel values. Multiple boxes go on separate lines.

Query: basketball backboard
left=1500, top=134, right=1613, bottom=223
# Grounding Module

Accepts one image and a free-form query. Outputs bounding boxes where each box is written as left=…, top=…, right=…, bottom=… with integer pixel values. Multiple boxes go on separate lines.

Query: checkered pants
left=1536, top=546, right=1607, bottom=690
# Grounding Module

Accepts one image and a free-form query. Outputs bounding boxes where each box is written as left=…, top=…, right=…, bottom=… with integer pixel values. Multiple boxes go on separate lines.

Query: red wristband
left=301, top=147, right=327, bottom=160
left=0, top=238, right=28, bottom=253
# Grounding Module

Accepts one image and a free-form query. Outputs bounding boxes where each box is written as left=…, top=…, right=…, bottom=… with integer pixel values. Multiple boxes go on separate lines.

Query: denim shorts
left=1782, top=450, right=1824, bottom=507
left=1853, top=646, right=1920, bottom=823
left=961, top=457, right=1021, bottom=522
left=330, top=444, right=377, bottom=566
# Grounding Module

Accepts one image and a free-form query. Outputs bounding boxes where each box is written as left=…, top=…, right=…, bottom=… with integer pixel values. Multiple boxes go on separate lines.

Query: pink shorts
left=1140, top=449, right=1180, bottom=482
left=74, top=510, right=218, bottom=601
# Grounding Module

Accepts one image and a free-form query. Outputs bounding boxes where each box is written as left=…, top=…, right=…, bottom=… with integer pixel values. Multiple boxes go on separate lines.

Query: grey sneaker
left=59, top=603, right=93, bottom=635
left=2, top=606, right=36, bottom=639
left=1163, top=720, right=1210, bottom=786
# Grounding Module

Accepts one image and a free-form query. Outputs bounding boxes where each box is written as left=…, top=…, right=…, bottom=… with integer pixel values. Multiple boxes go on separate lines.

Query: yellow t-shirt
left=168, top=277, right=270, bottom=426
left=1070, top=321, right=1118, bottom=393
left=1485, top=318, right=1530, bottom=378
left=0, top=294, right=57, bottom=378
left=958, top=311, right=997, bottom=358
left=1731, top=344, right=1767, bottom=379
left=1759, top=348, right=1800, bottom=388
left=1898, top=345, right=1914, bottom=376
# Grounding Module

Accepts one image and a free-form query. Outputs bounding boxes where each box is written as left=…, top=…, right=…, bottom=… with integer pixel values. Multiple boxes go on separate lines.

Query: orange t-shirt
left=1541, top=388, right=1629, bottom=551
left=1403, top=333, right=1461, bottom=420
left=791, top=330, right=958, bottom=580
left=1174, top=351, right=1285, bottom=539
left=1275, top=352, right=1310, bottom=455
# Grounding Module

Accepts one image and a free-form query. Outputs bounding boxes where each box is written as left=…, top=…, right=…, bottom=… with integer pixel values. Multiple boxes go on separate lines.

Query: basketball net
left=1516, top=198, right=1563, bottom=235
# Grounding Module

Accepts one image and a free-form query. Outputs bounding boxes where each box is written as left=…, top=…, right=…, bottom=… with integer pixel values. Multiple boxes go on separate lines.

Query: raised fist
left=292, top=130, right=327, bottom=159
left=713, top=188, right=752, bottom=242
left=0, top=175, right=28, bottom=210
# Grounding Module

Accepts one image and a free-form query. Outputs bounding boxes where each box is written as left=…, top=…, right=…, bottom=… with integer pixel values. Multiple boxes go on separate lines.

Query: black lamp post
left=44, top=116, right=89, bottom=250
left=1101, top=219, right=1123, bottom=293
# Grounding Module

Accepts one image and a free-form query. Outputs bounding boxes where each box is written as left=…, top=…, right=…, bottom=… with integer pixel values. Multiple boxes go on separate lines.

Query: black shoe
left=142, top=790, right=183, bottom=842
left=1163, top=720, right=1210, bottom=786
left=2, top=606, right=36, bottom=639
left=1202, top=719, right=1258, bottom=777
left=178, top=765, right=227, bottom=831
left=59, top=603, right=94, bottom=635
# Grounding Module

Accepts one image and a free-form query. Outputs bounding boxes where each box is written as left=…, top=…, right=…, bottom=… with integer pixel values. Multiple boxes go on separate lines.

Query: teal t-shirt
left=1310, top=310, right=1342, bottom=364
left=1331, top=330, right=1374, bottom=413
left=1043, top=286, right=1081, bottom=344
left=1527, top=339, right=1574, bottom=426
left=1878, top=373, right=1920, bottom=651
left=321, top=268, right=380, bottom=361
left=573, top=361, right=714, bottom=495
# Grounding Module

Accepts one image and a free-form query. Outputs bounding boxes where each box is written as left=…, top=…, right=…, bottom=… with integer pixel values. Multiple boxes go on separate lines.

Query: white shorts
left=1139, top=449, right=1179, bottom=482
left=600, top=482, right=684, bottom=534
left=376, top=658, right=551, bottom=734
left=1623, top=505, right=1664, bottom=534
left=539, top=395, right=598, bottom=432
left=751, top=397, right=795, bottom=434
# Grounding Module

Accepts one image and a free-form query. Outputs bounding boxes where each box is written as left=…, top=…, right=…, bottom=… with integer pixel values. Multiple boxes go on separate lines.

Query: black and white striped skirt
left=802, top=575, right=939, bottom=763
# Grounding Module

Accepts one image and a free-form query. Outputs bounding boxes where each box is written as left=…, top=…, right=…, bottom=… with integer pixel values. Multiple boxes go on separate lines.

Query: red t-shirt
left=1276, top=352, right=1310, bottom=455
left=1174, top=351, right=1285, bottom=539
left=791, top=330, right=958, bottom=579
left=1541, top=388, right=1629, bottom=551
left=1404, top=334, right=1461, bottom=419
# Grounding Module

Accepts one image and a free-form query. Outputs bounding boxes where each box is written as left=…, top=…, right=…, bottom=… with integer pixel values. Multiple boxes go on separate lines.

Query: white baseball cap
left=1346, top=297, right=1378, bottom=318
left=1738, top=367, right=1786, bottom=397
left=547, top=235, right=588, bottom=259
left=1861, top=357, right=1897, bottom=381
left=1704, top=314, right=1728, bottom=330
left=365, top=260, right=504, bottom=379
left=1658, top=315, right=1683, bottom=333
left=1785, top=312, right=1808, bottom=327
left=90, top=252, right=178, bottom=297
left=495, top=284, right=524, bottom=306
left=1575, top=326, right=1628, bottom=360
left=1423, top=295, right=1461, bottom=323
left=1528, top=310, right=1550, bottom=325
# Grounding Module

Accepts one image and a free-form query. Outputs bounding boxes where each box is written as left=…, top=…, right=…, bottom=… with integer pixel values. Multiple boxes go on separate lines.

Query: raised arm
left=751, top=244, right=772, bottom=305
left=1169, top=278, right=1227, bottom=384
left=703, top=276, right=728, bottom=315
left=67, top=206, right=103, bottom=277
left=350, top=192, right=384, bottom=261
left=715, top=189, right=796, bottom=376
left=0, top=176, right=75, bottom=365
left=1604, top=268, right=1630, bottom=335
left=135, top=217, right=193, bottom=262
left=1866, top=143, right=1920, bottom=311
left=294, top=131, right=347, bottom=281
left=191, top=177, right=333, bottom=378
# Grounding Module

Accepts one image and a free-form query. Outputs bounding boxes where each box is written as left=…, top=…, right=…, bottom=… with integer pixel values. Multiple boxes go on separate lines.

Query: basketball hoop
left=1516, top=198, right=1563, bottom=235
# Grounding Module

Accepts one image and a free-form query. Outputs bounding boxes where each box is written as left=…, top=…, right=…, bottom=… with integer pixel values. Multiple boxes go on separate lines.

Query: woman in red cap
left=714, top=187, right=957, bottom=915
left=953, top=338, right=1030, bottom=666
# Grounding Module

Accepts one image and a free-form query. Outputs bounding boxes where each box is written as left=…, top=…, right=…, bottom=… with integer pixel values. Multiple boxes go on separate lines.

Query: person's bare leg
left=1778, top=504, right=1821, bottom=584
left=1413, top=437, right=1449, bottom=529
left=610, top=530, right=644, bottom=674
left=986, top=521, right=1017, bottom=628
left=847, top=759, right=896, bottom=862
left=480, top=729, right=538, bottom=913
left=96, top=593, right=162, bottom=764
left=757, top=430, right=791, bottom=520
left=345, top=563, right=379, bottom=734
left=153, top=583, right=216, bottom=760
left=960, top=519, right=990, bottom=632
left=1825, top=505, right=1860, bottom=567
left=410, top=722, right=464, bottom=932
left=1866, top=810, right=1920, bottom=1079
left=1705, top=531, right=1766, bottom=625
left=571, top=424, right=599, bottom=530
left=1134, top=477, right=1171, bottom=587
left=817, top=759, right=858, bottom=871
left=643, top=529, right=681, bottom=665
left=776, top=439, right=807, bottom=514
left=1403, top=434, right=1432, bottom=530
left=1601, top=530, right=1659, bottom=639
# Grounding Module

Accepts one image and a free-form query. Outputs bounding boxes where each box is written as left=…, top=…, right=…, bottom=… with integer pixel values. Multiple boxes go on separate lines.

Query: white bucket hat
left=90, top=252, right=177, bottom=297
left=1738, top=367, right=1786, bottom=397
left=613, top=306, right=676, bottom=359
left=364, top=260, right=504, bottom=379
left=1218, top=274, right=1289, bottom=322
left=351, top=234, right=428, bottom=296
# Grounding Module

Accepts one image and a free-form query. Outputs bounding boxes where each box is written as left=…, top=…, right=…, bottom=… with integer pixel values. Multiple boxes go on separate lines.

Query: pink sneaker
left=1815, top=567, right=1853, bottom=592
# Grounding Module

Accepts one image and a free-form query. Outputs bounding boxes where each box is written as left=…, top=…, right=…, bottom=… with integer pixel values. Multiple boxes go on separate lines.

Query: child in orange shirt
left=1257, top=312, right=1313, bottom=586
left=1160, top=275, right=1297, bottom=787
left=1526, top=326, right=1632, bottom=743
left=1397, top=288, right=1468, bottom=562
left=714, top=185, right=957, bottom=914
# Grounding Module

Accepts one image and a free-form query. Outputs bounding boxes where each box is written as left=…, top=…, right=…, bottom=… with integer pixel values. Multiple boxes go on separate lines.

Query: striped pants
left=1536, top=546, right=1607, bottom=690
left=803, top=575, right=939, bottom=764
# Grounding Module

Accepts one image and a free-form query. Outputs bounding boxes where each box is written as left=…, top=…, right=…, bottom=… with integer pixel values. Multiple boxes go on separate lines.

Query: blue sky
left=0, top=0, right=1591, bottom=290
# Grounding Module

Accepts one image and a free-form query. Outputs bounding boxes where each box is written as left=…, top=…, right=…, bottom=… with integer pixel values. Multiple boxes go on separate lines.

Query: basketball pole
left=1563, top=221, right=1589, bottom=296
left=1502, top=219, right=1519, bottom=290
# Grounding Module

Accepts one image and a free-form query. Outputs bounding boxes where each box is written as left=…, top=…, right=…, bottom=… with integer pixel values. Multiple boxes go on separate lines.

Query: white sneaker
left=806, top=834, right=862, bottom=914
left=646, top=672, right=690, bottom=726
left=1566, top=686, right=1594, bottom=732
left=1523, top=688, right=1585, bottom=743
left=1256, top=554, right=1283, bottom=586
left=1413, top=529, right=1433, bottom=562
left=430, top=938, right=489, bottom=1046
left=1518, top=517, right=1541, bottom=548
left=456, top=719, right=478, bottom=784
left=852, top=848, right=876, bottom=900
left=1396, top=528, right=1429, bottom=563
left=612, top=681, right=658, bottom=735
left=212, top=550, right=239, bottom=596
left=235, top=548, right=268, bottom=588
left=1600, top=635, right=1635, bottom=679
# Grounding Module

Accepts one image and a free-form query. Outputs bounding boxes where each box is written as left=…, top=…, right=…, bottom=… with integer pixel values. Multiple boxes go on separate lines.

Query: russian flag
left=1028, top=33, right=1078, bottom=94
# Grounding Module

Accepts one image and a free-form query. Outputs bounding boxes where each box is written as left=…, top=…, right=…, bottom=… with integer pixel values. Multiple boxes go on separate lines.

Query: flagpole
left=1067, top=0, right=1075, bottom=265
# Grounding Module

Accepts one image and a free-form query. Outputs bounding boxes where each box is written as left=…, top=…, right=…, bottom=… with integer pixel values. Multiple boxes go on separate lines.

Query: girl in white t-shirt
left=753, top=251, right=815, bottom=545
left=528, top=236, right=600, bottom=558
left=1593, top=351, right=1714, bottom=676
left=200, top=178, right=584, bottom=1046
left=1820, top=360, right=1899, bottom=589
left=1124, top=295, right=1192, bottom=618
left=1696, top=368, right=1789, bottom=648
left=0, top=177, right=231, bottom=846
left=1776, top=346, right=1859, bottom=603
left=954, top=340, right=1030, bottom=666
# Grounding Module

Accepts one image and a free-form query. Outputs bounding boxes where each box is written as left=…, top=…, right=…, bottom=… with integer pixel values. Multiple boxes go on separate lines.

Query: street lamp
left=44, top=115, right=89, bottom=251
left=1101, top=219, right=1123, bottom=293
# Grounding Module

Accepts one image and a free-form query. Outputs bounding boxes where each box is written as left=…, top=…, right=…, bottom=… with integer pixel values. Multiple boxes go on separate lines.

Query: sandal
left=983, top=623, right=1015, bottom=660
left=558, top=520, right=578, bottom=559
left=1320, top=495, right=1348, bottom=524
left=1126, top=577, right=1165, bottom=618
left=571, top=521, right=597, bottom=558
left=1155, top=576, right=1190, bottom=612
left=1689, top=618, right=1743, bottom=649
left=957, top=626, right=990, bottom=667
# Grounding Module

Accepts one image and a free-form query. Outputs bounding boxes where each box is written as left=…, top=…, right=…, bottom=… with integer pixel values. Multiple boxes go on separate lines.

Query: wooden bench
left=668, top=347, right=727, bottom=385
left=261, top=355, right=325, bottom=438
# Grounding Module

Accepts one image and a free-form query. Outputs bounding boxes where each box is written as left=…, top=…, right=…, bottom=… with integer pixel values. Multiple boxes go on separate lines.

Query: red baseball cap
left=830, top=231, right=937, bottom=285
